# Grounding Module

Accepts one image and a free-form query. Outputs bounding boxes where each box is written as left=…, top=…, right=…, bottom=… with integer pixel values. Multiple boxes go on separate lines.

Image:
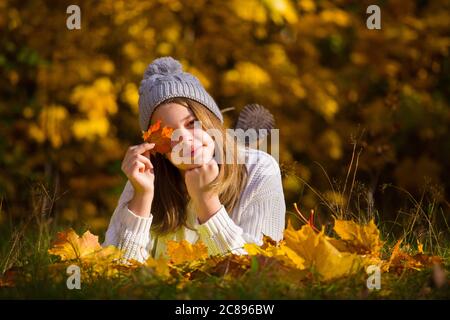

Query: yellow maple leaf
left=145, top=257, right=171, bottom=278
left=166, top=240, right=208, bottom=265
left=332, top=219, right=384, bottom=257
left=244, top=236, right=305, bottom=270
left=83, top=245, right=124, bottom=277
left=283, top=223, right=362, bottom=281
left=48, top=229, right=102, bottom=261
left=48, top=229, right=128, bottom=280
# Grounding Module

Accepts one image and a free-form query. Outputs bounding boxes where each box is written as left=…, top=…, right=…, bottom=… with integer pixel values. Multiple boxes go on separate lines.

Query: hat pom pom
left=144, top=57, right=183, bottom=80
left=235, top=104, right=275, bottom=140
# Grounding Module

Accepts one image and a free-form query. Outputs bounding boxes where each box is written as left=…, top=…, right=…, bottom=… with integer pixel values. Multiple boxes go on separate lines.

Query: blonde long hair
left=149, top=97, right=248, bottom=235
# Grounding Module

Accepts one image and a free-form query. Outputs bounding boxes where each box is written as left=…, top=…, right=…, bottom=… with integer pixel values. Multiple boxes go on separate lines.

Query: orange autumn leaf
left=331, top=219, right=384, bottom=257
left=166, top=240, right=208, bottom=265
left=48, top=229, right=102, bottom=261
left=142, top=119, right=174, bottom=154
left=47, top=229, right=130, bottom=281
left=48, top=228, right=121, bottom=263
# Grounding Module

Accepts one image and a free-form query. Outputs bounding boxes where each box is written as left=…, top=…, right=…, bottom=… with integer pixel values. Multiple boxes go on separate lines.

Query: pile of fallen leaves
left=1, top=216, right=446, bottom=295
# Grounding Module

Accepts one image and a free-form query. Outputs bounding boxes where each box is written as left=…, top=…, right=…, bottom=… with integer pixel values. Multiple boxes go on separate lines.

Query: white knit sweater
left=103, top=147, right=286, bottom=262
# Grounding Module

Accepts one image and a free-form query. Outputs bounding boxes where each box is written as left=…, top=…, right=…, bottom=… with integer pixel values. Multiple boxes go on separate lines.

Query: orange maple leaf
left=142, top=119, right=174, bottom=154
left=48, top=229, right=102, bottom=261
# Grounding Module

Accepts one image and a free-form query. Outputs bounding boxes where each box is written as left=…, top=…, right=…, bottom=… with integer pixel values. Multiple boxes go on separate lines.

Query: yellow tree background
left=0, top=0, right=448, bottom=235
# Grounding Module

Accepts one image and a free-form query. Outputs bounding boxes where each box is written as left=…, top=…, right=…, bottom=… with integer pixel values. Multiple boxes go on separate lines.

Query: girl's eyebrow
left=169, top=113, right=195, bottom=126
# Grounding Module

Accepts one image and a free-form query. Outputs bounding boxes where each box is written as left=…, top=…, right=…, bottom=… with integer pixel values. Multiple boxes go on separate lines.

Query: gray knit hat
left=138, top=56, right=223, bottom=131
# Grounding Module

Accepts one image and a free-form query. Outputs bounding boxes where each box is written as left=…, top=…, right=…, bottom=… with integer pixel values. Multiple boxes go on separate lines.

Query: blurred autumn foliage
left=0, top=0, right=448, bottom=233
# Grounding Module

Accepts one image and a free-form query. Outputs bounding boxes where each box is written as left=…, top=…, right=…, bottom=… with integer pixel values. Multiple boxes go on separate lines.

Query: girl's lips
left=191, top=146, right=200, bottom=156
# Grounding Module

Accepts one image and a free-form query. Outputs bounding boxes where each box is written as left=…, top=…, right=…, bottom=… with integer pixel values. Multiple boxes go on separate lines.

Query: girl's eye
left=187, top=119, right=195, bottom=127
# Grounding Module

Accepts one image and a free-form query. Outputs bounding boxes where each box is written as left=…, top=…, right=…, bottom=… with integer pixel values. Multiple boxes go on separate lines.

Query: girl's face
left=150, top=102, right=215, bottom=171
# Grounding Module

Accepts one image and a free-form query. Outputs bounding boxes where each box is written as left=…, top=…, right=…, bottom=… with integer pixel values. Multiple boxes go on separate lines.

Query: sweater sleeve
left=196, top=205, right=248, bottom=255
left=102, top=180, right=153, bottom=263
left=196, top=153, right=286, bottom=256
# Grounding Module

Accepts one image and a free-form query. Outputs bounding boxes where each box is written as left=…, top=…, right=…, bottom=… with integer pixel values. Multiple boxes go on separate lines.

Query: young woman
left=103, top=57, right=286, bottom=262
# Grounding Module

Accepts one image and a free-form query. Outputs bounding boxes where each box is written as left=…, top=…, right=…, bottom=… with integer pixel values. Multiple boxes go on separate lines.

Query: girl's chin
left=178, top=163, right=203, bottom=171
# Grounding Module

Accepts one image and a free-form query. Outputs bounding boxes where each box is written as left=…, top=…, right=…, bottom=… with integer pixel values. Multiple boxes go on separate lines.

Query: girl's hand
left=184, top=158, right=221, bottom=223
left=121, top=142, right=155, bottom=196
